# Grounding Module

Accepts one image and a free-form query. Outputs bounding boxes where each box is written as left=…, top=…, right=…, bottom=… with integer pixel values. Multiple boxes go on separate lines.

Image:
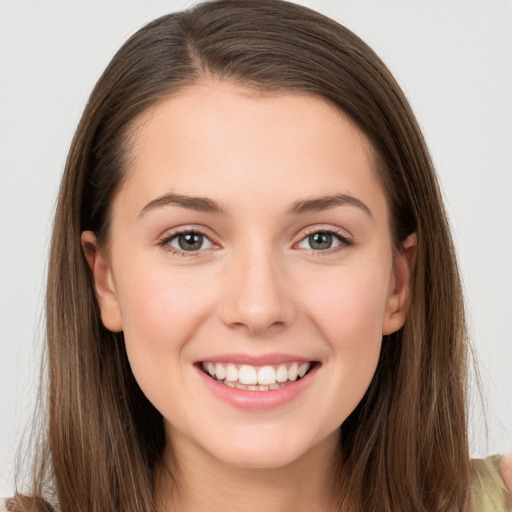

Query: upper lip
left=196, top=353, right=317, bottom=366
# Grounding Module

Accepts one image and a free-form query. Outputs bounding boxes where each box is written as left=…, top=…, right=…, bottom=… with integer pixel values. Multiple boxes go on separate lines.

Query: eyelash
left=157, top=228, right=214, bottom=257
left=296, top=228, right=352, bottom=255
left=157, top=227, right=352, bottom=257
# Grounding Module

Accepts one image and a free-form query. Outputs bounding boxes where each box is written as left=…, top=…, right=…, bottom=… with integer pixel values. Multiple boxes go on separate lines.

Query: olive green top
left=1, top=456, right=510, bottom=511
left=472, top=455, right=511, bottom=512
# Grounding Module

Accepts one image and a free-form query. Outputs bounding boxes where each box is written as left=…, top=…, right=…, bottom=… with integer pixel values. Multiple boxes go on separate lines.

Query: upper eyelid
left=158, top=225, right=217, bottom=243
left=296, top=233, right=347, bottom=247
left=158, top=228, right=217, bottom=256
left=157, top=224, right=352, bottom=248
left=296, top=225, right=352, bottom=241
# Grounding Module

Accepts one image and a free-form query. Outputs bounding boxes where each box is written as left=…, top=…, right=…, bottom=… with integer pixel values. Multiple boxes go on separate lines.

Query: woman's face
left=85, top=81, right=413, bottom=470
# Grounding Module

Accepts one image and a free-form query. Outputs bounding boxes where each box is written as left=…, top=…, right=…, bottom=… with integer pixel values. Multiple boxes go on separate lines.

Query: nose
left=219, top=245, right=296, bottom=336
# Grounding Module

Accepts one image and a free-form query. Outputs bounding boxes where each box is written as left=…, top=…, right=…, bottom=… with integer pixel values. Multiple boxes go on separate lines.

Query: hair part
left=16, top=1, right=470, bottom=511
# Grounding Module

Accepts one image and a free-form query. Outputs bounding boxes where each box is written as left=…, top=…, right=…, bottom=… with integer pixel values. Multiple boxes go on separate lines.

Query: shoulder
left=501, top=453, right=512, bottom=493
left=472, top=455, right=512, bottom=512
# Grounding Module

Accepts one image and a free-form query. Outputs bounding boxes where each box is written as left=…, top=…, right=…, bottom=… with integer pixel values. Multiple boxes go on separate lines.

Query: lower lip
left=195, top=364, right=318, bottom=410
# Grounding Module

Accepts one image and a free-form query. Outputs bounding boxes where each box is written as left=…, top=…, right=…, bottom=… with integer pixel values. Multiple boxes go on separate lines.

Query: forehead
left=116, top=81, right=388, bottom=223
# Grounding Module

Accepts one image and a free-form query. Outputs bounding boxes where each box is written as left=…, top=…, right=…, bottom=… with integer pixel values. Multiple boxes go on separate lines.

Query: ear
left=382, top=233, right=417, bottom=335
left=81, top=231, right=123, bottom=332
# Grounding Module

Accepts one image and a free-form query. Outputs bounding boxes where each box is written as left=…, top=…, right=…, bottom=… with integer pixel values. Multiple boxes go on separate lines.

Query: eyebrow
left=138, top=191, right=372, bottom=219
left=138, top=192, right=229, bottom=218
left=286, top=193, right=373, bottom=219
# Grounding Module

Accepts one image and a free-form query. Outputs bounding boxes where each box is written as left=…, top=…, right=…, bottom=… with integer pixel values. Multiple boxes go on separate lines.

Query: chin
left=195, top=424, right=332, bottom=470
left=212, top=445, right=307, bottom=470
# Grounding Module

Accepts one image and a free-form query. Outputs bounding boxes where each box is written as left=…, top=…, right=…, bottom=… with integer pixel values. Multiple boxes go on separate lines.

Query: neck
left=155, top=428, right=341, bottom=512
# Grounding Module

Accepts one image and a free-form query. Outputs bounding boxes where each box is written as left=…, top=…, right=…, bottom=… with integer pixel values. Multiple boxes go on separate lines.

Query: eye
left=164, top=231, right=213, bottom=252
left=297, top=231, right=349, bottom=251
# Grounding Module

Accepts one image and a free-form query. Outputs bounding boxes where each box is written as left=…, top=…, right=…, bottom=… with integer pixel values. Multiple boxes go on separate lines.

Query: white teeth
left=225, top=363, right=238, bottom=382
left=215, top=363, right=226, bottom=380
left=238, top=365, right=257, bottom=385
left=201, top=361, right=313, bottom=388
left=276, top=365, right=288, bottom=383
left=257, top=365, right=277, bottom=385
left=298, top=362, right=309, bottom=378
left=288, top=363, right=298, bottom=381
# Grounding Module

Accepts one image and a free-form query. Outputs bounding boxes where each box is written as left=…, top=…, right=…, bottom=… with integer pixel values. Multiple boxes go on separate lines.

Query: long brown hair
left=12, top=1, right=470, bottom=510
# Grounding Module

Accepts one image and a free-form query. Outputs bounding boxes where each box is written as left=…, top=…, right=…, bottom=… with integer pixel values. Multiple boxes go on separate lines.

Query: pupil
left=309, top=232, right=332, bottom=250
left=178, top=233, right=203, bottom=251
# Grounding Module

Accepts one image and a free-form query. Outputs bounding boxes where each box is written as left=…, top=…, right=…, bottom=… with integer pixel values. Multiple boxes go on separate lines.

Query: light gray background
left=1, top=0, right=511, bottom=496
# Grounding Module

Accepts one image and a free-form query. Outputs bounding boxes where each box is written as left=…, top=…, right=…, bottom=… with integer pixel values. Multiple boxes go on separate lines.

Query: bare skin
left=82, top=80, right=415, bottom=511
left=501, top=452, right=512, bottom=493
left=154, top=429, right=340, bottom=512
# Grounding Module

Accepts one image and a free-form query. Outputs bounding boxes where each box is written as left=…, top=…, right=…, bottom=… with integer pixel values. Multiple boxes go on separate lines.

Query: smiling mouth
left=198, top=361, right=318, bottom=391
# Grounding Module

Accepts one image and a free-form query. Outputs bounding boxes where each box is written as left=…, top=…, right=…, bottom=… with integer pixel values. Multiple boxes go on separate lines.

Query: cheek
left=301, top=265, right=390, bottom=343
left=113, top=262, right=218, bottom=399
left=118, top=263, right=217, bottom=341
left=297, top=264, right=390, bottom=413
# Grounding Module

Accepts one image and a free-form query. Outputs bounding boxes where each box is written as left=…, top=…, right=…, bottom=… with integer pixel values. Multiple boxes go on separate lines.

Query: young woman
left=3, top=0, right=511, bottom=510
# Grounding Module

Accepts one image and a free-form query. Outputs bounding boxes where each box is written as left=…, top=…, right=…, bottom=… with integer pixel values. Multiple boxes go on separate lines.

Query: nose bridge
left=220, top=237, right=294, bottom=334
